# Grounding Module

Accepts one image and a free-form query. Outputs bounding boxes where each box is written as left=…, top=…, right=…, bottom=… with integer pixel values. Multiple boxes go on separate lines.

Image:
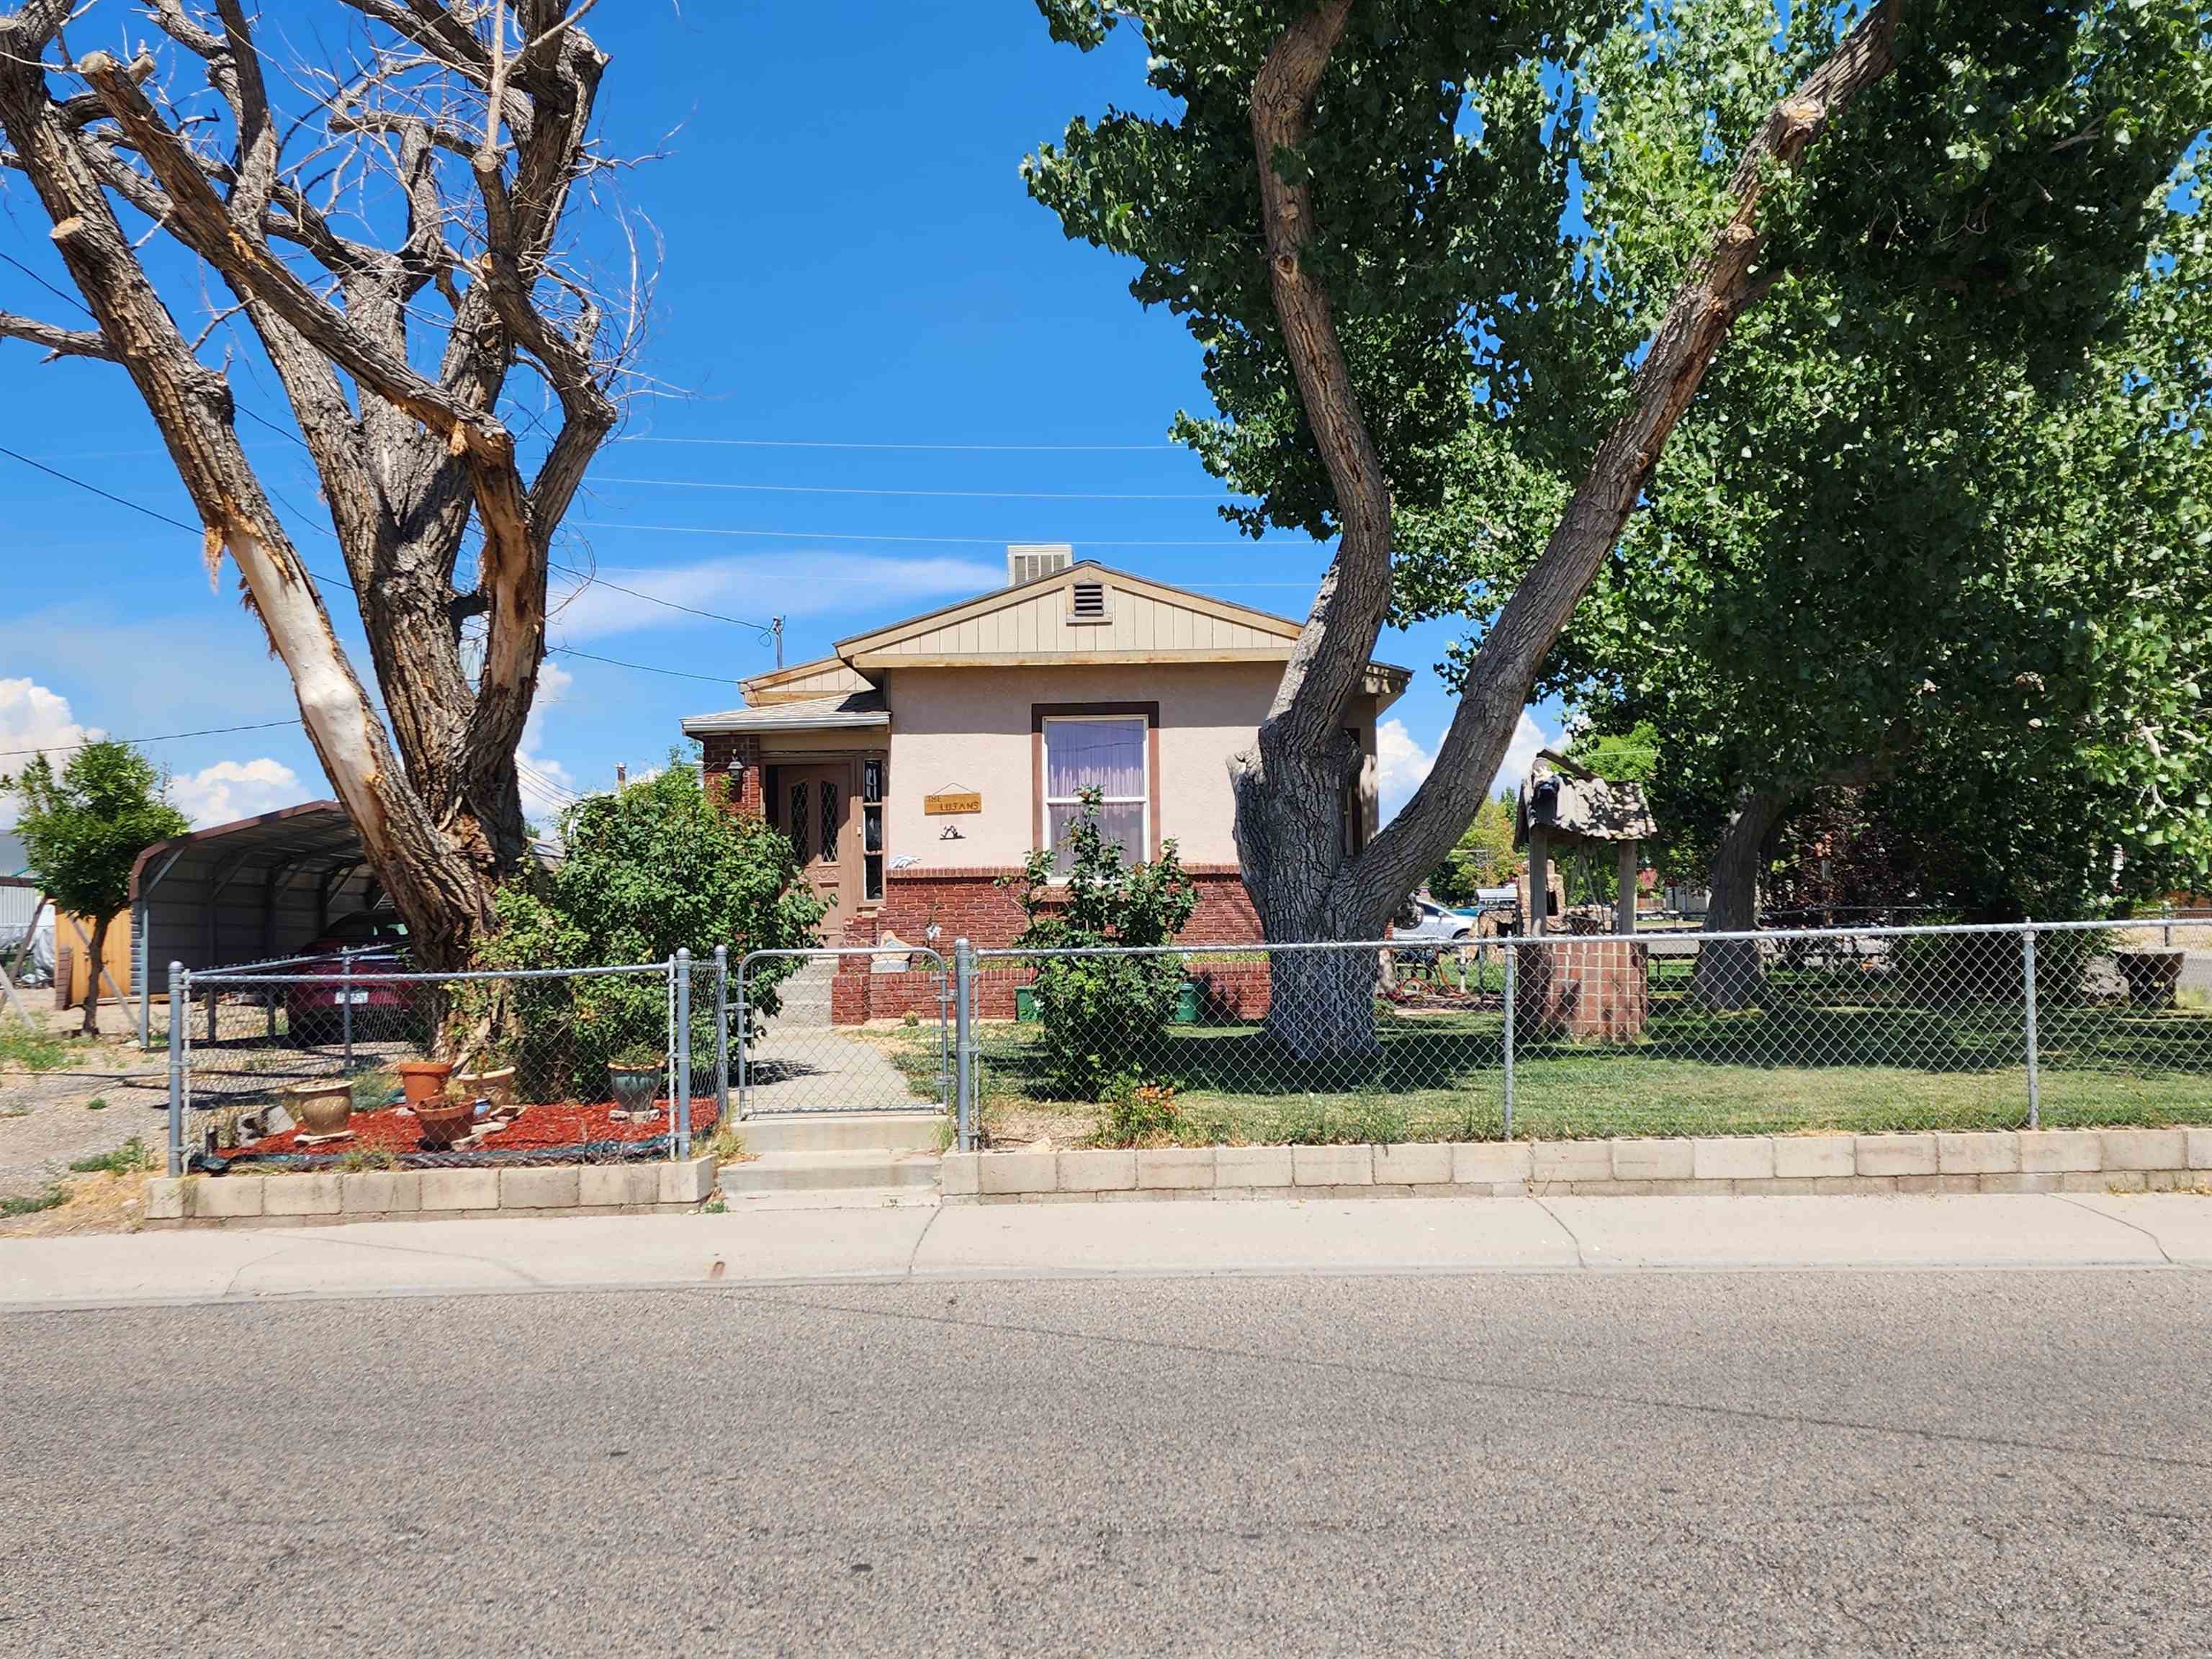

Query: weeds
left=69, top=1137, right=153, bottom=1176
left=1093, top=1076, right=1183, bottom=1147
left=349, top=1067, right=401, bottom=1113
left=336, top=1145, right=399, bottom=1173
left=0, top=1185, right=66, bottom=1218
left=84, top=1097, right=108, bottom=1110
left=701, top=1122, right=747, bottom=1164
left=0, top=1021, right=68, bottom=1073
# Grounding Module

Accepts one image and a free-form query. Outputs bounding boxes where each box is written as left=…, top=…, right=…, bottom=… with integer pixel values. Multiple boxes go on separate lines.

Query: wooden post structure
left=1527, top=824, right=1550, bottom=939
left=1615, top=840, right=1639, bottom=938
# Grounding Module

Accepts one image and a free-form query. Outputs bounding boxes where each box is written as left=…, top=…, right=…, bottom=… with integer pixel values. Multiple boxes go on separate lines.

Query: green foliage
left=349, top=1067, right=400, bottom=1114
left=1889, top=925, right=2112, bottom=1008
left=0, top=1185, right=66, bottom=1218
left=1030, top=0, right=2211, bottom=914
left=68, top=1137, right=151, bottom=1176
left=0, top=742, right=189, bottom=922
left=475, top=757, right=826, bottom=1097
left=1427, top=793, right=1519, bottom=907
left=1002, top=788, right=1200, bottom=1101
left=1094, top=1075, right=1184, bottom=1148
left=0, top=1020, right=68, bottom=1072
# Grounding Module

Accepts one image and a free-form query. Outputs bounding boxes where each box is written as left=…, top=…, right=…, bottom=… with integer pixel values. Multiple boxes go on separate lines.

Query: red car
left=283, top=910, right=418, bottom=1048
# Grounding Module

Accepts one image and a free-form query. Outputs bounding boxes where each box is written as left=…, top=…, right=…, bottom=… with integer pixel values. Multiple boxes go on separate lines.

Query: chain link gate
left=733, top=946, right=950, bottom=1118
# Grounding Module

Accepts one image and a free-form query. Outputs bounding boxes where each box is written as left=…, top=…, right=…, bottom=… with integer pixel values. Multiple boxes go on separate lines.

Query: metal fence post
left=2022, top=920, right=2040, bottom=1131
left=675, top=947, right=693, bottom=1159
left=340, top=952, right=354, bottom=1073
left=713, top=945, right=729, bottom=1126
left=166, top=961, right=185, bottom=1177
left=734, top=956, right=749, bottom=1120
left=1501, top=941, right=1516, bottom=1141
left=953, top=937, right=975, bottom=1151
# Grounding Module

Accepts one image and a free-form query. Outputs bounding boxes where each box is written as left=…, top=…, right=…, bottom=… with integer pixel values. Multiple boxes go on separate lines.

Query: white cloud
left=547, top=552, right=1002, bottom=641
left=0, top=678, right=99, bottom=835
left=1375, top=719, right=1439, bottom=821
left=167, top=757, right=306, bottom=826
left=518, top=660, right=579, bottom=821
left=1375, top=708, right=1556, bottom=824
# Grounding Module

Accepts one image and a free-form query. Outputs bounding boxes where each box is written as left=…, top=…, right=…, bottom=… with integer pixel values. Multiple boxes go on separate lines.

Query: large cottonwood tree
left=0, top=0, right=631, bottom=970
left=1029, top=0, right=2207, bottom=1052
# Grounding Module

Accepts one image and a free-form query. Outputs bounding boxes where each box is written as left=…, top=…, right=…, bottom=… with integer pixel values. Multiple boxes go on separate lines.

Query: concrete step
left=734, top=1111, right=947, bottom=1155
left=719, top=1150, right=941, bottom=1195
left=718, top=1184, right=942, bottom=1212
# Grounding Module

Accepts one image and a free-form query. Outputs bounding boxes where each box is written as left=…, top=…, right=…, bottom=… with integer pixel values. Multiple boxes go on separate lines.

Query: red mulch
left=223, top=1094, right=721, bottom=1161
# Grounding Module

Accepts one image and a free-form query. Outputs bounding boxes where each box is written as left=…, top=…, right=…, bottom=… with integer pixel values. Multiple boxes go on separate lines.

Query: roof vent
left=1007, top=543, right=1073, bottom=587
left=1069, top=580, right=1108, bottom=620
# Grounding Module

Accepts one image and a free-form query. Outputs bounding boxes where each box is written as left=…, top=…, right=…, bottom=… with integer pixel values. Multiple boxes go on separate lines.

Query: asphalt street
left=4, top=1269, right=2208, bottom=1656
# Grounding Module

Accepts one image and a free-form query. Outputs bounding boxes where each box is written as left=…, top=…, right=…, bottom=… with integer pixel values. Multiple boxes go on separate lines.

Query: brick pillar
left=701, top=734, right=764, bottom=817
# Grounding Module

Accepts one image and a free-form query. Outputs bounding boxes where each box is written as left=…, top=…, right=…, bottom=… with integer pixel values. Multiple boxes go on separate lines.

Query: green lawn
left=874, top=983, right=2212, bottom=1146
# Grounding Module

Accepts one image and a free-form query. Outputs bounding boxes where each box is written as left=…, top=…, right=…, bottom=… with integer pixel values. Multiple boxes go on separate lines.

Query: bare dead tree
left=0, top=0, right=638, bottom=971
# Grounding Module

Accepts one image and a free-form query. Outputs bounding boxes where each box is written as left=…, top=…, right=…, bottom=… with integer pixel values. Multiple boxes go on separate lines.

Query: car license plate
left=332, top=990, right=370, bottom=1005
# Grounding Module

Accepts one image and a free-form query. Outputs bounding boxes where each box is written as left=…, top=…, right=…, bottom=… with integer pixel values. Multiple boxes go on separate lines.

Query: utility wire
left=0, top=249, right=93, bottom=317
left=577, top=519, right=1307, bottom=552
left=620, top=436, right=1180, bottom=452
left=0, top=719, right=304, bottom=760
left=595, top=475, right=1230, bottom=501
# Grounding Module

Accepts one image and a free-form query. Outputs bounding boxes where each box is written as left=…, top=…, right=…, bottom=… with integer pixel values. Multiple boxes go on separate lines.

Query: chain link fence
left=890, top=919, right=2212, bottom=1150
left=732, top=946, right=950, bottom=1118
left=167, top=957, right=715, bottom=1175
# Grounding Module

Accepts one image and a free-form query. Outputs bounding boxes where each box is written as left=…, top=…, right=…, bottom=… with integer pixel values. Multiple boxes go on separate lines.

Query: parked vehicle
left=282, top=910, right=416, bottom=1047
left=1390, top=896, right=1478, bottom=947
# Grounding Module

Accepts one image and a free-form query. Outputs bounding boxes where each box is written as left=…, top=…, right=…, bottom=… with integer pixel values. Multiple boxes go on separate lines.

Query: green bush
left=1094, top=1075, right=1182, bottom=1146
left=1001, top=790, right=1198, bottom=1102
left=473, top=758, right=826, bottom=1101
left=1887, top=923, right=2111, bottom=1007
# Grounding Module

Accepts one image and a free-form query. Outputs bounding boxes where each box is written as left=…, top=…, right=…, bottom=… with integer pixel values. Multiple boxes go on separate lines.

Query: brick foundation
left=830, top=866, right=1270, bottom=1023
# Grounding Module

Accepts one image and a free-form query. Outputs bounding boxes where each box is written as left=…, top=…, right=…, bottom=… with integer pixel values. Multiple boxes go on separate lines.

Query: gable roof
left=824, top=559, right=1408, bottom=703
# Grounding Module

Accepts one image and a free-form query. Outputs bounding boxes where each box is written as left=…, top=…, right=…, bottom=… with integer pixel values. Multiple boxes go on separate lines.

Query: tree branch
left=0, top=308, right=112, bottom=359
left=1351, top=1, right=1905, bottom=924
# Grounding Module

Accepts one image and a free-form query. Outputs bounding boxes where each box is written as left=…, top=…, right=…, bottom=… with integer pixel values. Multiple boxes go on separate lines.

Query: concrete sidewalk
left=3, top=1192, right=2209, bottom=1310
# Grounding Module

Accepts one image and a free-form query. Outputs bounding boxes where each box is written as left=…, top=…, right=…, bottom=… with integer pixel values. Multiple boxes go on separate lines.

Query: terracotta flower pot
left=395, top=1059, right=454, bottom=1107
left=454, top=1066, right=517, bottom=1110
left=415, top=1098, right=475, bottom=1148
left=607, top=1062, right=662, bottom=1116
left=284, top=1079, right=354, bottom=1137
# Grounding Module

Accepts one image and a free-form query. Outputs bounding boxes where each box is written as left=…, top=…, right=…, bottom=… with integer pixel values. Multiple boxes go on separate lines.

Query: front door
left=781, top=763, right=853, bottom=941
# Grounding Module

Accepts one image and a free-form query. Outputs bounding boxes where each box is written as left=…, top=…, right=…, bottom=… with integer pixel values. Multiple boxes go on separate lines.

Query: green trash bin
left=1015, top=986, right=1040, bottom=1022
left=1172, top=983, right=1200, bottom=1024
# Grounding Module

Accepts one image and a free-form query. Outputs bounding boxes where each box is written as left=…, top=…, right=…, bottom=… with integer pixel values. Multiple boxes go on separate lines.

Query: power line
left=620, top=436, right=1181, bottom=452
left=576, top=519, right=1307, bottom=552
left=0, top=719, right=304, bottom=760
left=0, top=250, right=93, bottom=318
left=547, top=560, right=778, bottom=636
left=0, top=444, right=199, bottom=533
left=593, top=475, right=1231, bottom=502
left=547, top=645, right=739, bottom=685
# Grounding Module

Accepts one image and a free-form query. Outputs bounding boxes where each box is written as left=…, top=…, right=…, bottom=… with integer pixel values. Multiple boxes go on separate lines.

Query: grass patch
left=0, top=1185, right=67, bottom=1218
left=0, top=1020, right=68, bottom=1073
left=84, top=1096, right=108, bottom=1110
left=876, top=981, right=2212, bottom=1146
left=68, top=1137, right=153, bottom=1176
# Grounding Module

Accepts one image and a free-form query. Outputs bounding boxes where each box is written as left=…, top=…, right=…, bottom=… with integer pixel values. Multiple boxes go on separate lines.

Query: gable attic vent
left=1069, top=580, right=1108, bottom=620
left=1007, top=543, right=1074, bottom=587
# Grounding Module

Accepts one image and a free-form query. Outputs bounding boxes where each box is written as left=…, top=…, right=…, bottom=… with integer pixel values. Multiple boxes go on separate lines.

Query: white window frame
left=1041, top=713, right=1149, bottom=875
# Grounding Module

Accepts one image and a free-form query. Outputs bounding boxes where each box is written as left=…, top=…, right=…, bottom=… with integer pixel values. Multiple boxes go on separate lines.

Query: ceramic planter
left=395, top=1059, right=454, bottom=1107
left=414, top=1098, right=475, bottom=1148
left=454, top=1065, right=517, bottom=1110
left=284, top=1079, right=354, bottom=1137
left=607, top=1062, right=662, bottom=1116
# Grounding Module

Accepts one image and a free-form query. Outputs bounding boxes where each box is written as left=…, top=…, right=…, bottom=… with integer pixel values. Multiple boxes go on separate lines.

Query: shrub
left=1888, top=922, right=2111, bottom=1007
left=1094, top=1075, right=1182, bottom=1146
left=1001, top=790, right=1198, bottom=1102
left=473, top=758, right=826, bottom=1100
left=68, top=1136, right=150, bottom=1175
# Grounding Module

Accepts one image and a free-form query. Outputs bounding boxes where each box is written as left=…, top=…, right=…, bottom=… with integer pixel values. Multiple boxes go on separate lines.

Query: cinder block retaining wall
left=143, top=1156, right=719, bottom=1229
left=943, top=1128, right=2212, bottom=1205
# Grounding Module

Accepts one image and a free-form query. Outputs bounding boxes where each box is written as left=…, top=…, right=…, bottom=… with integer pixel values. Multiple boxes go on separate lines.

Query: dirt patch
left=0, top=1169, right=152, bottom=1238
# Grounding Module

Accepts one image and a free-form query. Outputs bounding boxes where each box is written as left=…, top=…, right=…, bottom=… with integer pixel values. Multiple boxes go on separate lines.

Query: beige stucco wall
left=883, top=664, right=1380, bottom=870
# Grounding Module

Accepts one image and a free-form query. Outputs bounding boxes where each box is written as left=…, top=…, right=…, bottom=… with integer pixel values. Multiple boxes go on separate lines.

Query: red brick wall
left=698, top=733, right=764, bottom=817
left=830, top=865, right=1269, bottom=1023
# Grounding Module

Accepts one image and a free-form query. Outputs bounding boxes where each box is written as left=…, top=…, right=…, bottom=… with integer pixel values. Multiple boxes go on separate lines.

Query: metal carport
left=130, top=801, right=375, bottom=1046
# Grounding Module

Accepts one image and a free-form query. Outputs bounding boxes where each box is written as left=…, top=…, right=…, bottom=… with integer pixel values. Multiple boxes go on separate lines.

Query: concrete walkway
left=4, top=1192, right=2209, bottom=1310
left=739, top=1027, right=933, bottom=1114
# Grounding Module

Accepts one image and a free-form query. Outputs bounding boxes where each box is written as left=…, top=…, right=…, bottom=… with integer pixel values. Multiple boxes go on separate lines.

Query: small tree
left=1, top=743, right=188, bottom=1035
left=475, top=760, right=826, bottom=1100
left=1426, top=794, right=1518, bottom=908
left=1002, top=790, right=1199, bottom=1102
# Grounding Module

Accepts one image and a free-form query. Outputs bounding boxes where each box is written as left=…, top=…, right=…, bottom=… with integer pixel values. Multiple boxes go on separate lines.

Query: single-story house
left=680, top=547, right=1409, bottom=1020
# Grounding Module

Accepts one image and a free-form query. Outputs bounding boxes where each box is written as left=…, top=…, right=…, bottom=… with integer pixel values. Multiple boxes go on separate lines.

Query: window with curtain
left=1043, top=714, right=1147, bottom=874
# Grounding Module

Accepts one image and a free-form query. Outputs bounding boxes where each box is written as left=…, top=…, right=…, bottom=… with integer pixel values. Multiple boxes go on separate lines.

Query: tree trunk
left=1691, top=786, right=1796, bottom=1010
left=78, top=909, right=108, bottom=1038
left=1220, top=2, right=1901, bottom=1058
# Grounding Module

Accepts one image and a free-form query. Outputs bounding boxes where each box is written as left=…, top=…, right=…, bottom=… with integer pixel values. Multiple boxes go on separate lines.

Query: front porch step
left=734, top=1111, right=946, bottom=1155
left=719, top=1150, right=941, bottom=1195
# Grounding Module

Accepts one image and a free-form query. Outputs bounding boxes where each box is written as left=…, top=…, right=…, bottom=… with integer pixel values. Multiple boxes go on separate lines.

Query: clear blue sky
left=0, top=1, right=1557, bottom=857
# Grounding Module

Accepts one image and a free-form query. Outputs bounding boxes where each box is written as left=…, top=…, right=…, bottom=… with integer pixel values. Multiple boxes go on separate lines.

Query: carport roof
left=130, top=800, right=363, bottom=902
